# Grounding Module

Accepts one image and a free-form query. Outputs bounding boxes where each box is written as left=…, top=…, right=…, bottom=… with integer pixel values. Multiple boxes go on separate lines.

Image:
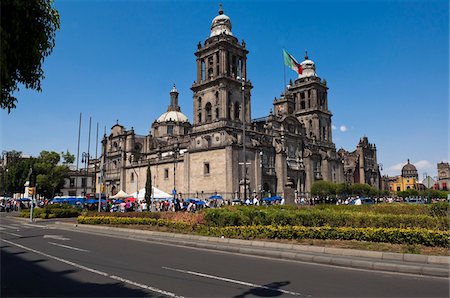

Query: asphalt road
left=1, top=214, right=448, bottom=297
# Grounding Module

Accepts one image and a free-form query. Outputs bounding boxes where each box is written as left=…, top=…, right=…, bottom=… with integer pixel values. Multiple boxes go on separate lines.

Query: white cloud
left=339, top=125, right=348, bottom=132
left=385, top=160, right=436, bottom=177
left=332, top=125, right=336, bottom=130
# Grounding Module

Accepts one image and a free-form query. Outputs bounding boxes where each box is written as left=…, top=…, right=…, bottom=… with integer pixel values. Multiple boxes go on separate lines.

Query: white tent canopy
left=110, top=190, right=129, bottom=199
left=129, top=187, right=172, bottom=201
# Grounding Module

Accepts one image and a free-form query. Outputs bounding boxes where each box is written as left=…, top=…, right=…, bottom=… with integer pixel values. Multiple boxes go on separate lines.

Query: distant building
left=388, top=159, right=418, bottom=192
left=436, top=162, right=449, bottom=190
left=337, top=137, right=380, bottom=189
left=60, top=167, right=96, bottom=197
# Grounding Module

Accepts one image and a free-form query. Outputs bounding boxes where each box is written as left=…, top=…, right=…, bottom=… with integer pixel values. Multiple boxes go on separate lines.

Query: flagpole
left=283, top=49, right=286, bottom=92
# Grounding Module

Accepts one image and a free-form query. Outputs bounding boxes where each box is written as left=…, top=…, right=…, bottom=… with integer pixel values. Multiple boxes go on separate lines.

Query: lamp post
left=81, top=152, right=89, bottom=198
left=129, top=155, right=139, bottom=204
left=238, top=75, right=247, bottom=201
left=172, top=143, right=180, bottom=200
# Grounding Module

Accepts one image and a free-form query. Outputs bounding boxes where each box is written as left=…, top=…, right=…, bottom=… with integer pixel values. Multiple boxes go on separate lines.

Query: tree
left=311, top=181, right=336, bottom=198
left=1, top=0, right=60, bottom=112
left=144, top=162, right=152, bottom=211
left=61, top=150, right=75, bottom=165
left=2, top=150, right=73, bottom=198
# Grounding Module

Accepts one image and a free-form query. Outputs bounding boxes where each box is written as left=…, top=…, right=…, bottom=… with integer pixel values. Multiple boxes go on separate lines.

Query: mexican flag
left=283, top=49, right=302, bottom=75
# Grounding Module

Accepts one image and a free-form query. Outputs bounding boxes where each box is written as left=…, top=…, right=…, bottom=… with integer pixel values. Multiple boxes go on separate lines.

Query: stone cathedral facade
left=97, top=7, right=380, bottom=203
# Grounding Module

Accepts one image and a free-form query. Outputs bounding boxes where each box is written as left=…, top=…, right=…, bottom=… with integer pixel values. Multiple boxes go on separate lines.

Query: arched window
left=205, top=102, right=212, bottom=122
left=198, top=97, right=202, bottom=109
left=215, top=91, right=219, bottom=103
left=208, top=68, right=213, bottom=80
left=131, top=172, right=134, bottom=182
left=201, top=60, right=205, bottom=81
left=234, top=102, right=240, bottom=120
left=228, top=92, right=232, bottom=119
left=215, top=107, right=219, bottom=119
left=198, top=112, right=202, bottom=122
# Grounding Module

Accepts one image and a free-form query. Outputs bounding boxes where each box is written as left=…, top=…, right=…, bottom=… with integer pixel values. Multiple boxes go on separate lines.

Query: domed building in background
left=388, top=159, right=419, bottom=193
left=95, top=6, right=381, bottom=202
left=401, top=159, right=418, bottom=179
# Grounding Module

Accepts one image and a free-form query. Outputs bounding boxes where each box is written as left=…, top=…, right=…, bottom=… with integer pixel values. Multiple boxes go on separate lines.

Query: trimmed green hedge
left=21, top=206, right=81, bottom=219
left=203, top=207, right=449, bottom=230
left=77, top=216, right=191, bottom=230
left=77, top=216, right=449, bottom=247
left=203, top=226, right=449, bottom=247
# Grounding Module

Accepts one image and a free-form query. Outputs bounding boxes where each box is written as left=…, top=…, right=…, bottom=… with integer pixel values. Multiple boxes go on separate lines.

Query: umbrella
left=262, top=196, right=282, bottom=202
left=19, top=198, right=31, bottom=202
left=208, top=195, right=223, bottom=200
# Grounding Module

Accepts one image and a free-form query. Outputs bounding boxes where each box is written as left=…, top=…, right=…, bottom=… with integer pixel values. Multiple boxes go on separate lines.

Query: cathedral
left=97, top=6, right=380, bottom=203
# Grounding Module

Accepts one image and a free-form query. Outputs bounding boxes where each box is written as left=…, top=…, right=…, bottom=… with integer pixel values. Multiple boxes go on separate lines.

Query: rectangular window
left=396, top=186, right=400, bottom=191
left=70, top=178, right=75, bottom=188
left=204, top=162, right=210, bottom=175
left=81, top=178, right=87, bottom=188
left=68, top=191, right=76, bottom=196
left=164, top=168, right=169, bottom=179
left=167, top=125, right=173, bottom=135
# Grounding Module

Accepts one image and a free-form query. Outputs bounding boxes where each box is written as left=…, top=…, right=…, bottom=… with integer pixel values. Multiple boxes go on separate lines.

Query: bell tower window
left=234, top=102, right=240, bottom=120
left=201, top=60, right=205, bottom=81
left=205, top=102, right=212, bottom=122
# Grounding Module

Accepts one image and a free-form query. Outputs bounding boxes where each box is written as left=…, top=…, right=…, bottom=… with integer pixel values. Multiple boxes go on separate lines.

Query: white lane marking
left=4, top=225, right=20, bottom=230
left=44, top=235, right=70, bottom=241
left=162, top=266, right=310, bottom=297
left=2, top=231, right=21, bottom=237
left=48, top=242, right=89, bottom=252
left=24, top=223, right=53, bottom=229
left=3, top=239, right=183, bottom=298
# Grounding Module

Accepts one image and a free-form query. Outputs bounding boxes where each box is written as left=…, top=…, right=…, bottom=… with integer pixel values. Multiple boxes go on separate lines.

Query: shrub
left=202, top=226, right=449, bottom=247
left=202, top=206, right=448, bottom=230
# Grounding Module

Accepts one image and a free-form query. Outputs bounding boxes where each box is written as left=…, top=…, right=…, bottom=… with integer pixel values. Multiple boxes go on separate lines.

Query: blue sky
left=1, top=0, right=448, bottom=178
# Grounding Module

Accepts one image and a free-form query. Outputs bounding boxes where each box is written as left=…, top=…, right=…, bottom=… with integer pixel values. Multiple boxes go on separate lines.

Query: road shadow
left=234, top=281, right=291, bottom=297
left=1, top=249, right=155, bottom=297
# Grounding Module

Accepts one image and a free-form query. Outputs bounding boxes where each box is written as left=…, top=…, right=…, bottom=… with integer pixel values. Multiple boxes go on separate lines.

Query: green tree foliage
left=144, top=162, right=152, bottom=211
left=2, top=150, right=72, bottom=198
left=1, top=0, right=60, bottom=112
left=311, top=181, right=381, bottom=197
left=311, top=181, right=337, bottom=197
left=61, top=150, right=75, bottom=165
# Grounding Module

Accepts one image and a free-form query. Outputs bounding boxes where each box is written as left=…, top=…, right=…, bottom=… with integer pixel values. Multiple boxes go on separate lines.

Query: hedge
left=203, top=225, right=450, bottom=247
left=21, top=206, right=81, bottom=219
left=203, top=208, right=449, bottom=230
left=77, top=216, right=192, bottom=230
left=77, top=216, right=449, bottom=247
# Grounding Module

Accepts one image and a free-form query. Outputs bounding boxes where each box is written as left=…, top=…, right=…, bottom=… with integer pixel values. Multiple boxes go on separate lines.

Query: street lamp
left=172, top=143, right=180, bottom=200
left=129, top=155, right=139, bottom=204
left=238, top=75, right=247, bottom=201
left=81, top=152, right=89, bottom=198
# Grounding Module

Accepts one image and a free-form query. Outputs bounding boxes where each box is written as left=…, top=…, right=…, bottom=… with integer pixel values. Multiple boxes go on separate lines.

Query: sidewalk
left=44, top=220, right=449, bottom=278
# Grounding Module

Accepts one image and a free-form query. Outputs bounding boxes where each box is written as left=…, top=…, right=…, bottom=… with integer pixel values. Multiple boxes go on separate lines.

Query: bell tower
left=287, top=52, right=333, bottom=144
left=191, top=5, right=252, bottom=128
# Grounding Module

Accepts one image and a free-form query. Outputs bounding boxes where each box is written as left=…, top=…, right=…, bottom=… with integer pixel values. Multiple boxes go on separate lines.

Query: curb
left=53, top=222, right=449, bottom=278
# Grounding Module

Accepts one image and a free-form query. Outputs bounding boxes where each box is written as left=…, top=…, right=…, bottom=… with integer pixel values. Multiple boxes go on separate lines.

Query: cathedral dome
left=401, top=159, right=418, bottom=178
left=210, top=5, right=233, bottom=37
left=299, top=52, right=317, bottom=78
left=156, top=111, right=189, bottom=123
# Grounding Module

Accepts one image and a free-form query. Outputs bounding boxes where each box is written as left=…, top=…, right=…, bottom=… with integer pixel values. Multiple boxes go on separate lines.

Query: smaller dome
left=402, top=160, right=417, bottom=172
left=401, top=159, right=418, bottom=178
left=156, top=111, right=189, bottom=123
left=210, top=5, right=233, bottom=37
left=299, top=52, right=317, bottom=78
